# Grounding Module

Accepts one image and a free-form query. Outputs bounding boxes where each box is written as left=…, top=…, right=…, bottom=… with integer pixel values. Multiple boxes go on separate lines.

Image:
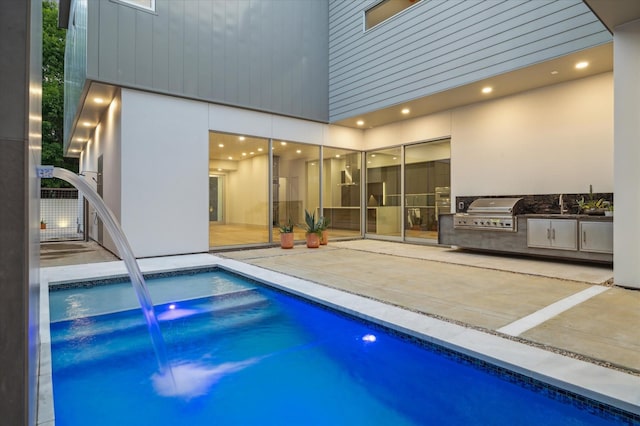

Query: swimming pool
left=48, top=268, right=638, bottom=425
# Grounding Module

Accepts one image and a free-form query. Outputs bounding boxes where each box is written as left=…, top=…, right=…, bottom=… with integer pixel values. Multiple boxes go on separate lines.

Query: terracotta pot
left=306, top=233, right=320, bottom=248
left=280, top=232, right=294, bottom=249
left=40, top=223, right=46, bottom=230
left=320, top=230, right=328, bottom=245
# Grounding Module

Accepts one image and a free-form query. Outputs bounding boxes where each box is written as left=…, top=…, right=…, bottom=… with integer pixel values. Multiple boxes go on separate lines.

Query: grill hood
left=466, top=197, right=524, bottom=216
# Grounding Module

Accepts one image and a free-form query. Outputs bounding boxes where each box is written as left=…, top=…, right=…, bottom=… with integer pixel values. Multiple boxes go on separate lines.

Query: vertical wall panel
left=328, top=0, right=611, bottom=122
left=152, top=0, right=169, bottom=91
left=135, top=11, right=154, bottom=88
left=92, top=0, right=328, bottom=122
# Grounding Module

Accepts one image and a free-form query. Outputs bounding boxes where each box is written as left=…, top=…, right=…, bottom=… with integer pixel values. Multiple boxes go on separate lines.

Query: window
left=112, top=0, right=155, bottom=12
left=365, top=0, right=422, bottom=30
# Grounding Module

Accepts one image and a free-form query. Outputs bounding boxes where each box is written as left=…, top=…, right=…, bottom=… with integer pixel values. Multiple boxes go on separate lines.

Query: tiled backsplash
left=455, top=193, right=614, bottom=214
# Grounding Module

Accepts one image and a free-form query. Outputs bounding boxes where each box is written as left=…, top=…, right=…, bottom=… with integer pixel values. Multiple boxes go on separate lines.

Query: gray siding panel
left=328, top=0, right=612, bottom=121
left=93, top=0, right=329, bottom=122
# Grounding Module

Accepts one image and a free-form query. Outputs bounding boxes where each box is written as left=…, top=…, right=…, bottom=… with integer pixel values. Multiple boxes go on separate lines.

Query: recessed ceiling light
left=242, top=152, right=247, bottom=156
left=239, top=136, right=245, bottom=141
left=356, top=120, right=364, bottom=126
left=281, top=141, right=287, bottom=146
left=550, top=70, right=559, bottom=75
left=371, top=154, right=376, bottom=158
left=482, top=87, right=493, bottom=94
left=82, top=121, right=92, bottom=127
left=393, top=157, right=397, bottom=160
left=217, top=168, right=222, bottom=171
left=335, top=154, right=341, bottom=158
left=575, top=61, right=589, bottom=69
left=296, top=149, right=302, bottom=154
left=228, top=156, right=232, bottom=160
left=250, top=151, right=254, bottom=155
left=218, top=143, right=224, bottom=147
left=258, top=148, right=263, bottom=152
left=401, top=108, right=410, bottom=115
left=71, top=149, right=80, bottom=153
left=94, top=97, right=104, bottom=104
left=311, top=162, right=316, bottom=166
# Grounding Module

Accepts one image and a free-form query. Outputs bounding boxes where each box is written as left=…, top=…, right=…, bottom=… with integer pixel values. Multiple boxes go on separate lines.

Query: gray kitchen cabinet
left=527, top=218, right=577, bottom=250
left=579, top=221, right=613, bottom=254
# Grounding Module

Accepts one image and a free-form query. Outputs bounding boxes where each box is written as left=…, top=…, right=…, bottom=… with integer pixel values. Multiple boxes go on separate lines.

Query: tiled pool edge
left=38, top=254, right=640, bottom=425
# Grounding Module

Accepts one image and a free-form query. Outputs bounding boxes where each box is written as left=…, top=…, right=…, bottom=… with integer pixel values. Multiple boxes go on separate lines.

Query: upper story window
left=112, top=0, right=155, bottom=12
left=365, top=0, right=422, bottom=30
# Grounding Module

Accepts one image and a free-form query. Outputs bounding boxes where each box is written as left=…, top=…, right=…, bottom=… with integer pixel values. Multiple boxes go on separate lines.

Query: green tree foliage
left=42, top=0, right=78, bottom=187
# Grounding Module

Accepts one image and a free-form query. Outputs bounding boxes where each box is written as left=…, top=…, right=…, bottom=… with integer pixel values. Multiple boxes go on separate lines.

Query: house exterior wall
left=120, top=89, right=210, bottom=258
left=363, top=72, right=613, bottom=207
left=86, top=0, right=328, bottom=122
left=0, top=0, right=42, bottom=423
left=613, top=20, right=640, bottom=289
left=329, top=0, right=611, bottom=122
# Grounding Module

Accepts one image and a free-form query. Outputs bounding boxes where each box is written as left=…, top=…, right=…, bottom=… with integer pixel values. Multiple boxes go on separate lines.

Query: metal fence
left=40, top=188, right=84, bottom=242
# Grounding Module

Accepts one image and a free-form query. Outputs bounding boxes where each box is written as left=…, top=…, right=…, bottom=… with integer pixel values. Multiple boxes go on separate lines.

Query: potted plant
left=576, top=185, right=607, bottom=215
left=319, top=215, right=330, bottom=245
left=40, top=219, right=46, bottom=230
left=605, top=204, right=614, bottom=217
left=278, top=219, right=295, bottom=249
left=303, top=209, right=322, bottom=248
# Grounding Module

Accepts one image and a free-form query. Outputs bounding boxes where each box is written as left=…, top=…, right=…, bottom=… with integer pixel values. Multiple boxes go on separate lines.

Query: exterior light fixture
left=575, top=61, right=589, bottom=69
left=228, top=156, right=232, bottom=160
left=280, top=141, right=287, bottom=146
left=356, top=120, right=364, bottom=126
left=296, top=149, right=302, bottom=154
left=482, top=87, right=493, bottom=94
left=82, top=121, right=92, bottom=127
left=258, top=148, right=263, bottom=152
left=238, top=136, right=245, bottom=141
left=242, top=152, right=247, bottom=156
left=218, top=144, right=224, bottom=147
left=401, top=108, right=410, bottom=115
left=93, top=97, right=105, bottom=104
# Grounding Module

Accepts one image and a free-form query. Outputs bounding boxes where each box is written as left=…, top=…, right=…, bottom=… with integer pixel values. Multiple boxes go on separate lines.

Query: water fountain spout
left=38, top=166, right=175, bottom=385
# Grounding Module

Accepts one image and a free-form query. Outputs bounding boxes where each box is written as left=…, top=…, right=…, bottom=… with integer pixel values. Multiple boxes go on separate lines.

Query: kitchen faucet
left=559, top=194, right=567, bottom=214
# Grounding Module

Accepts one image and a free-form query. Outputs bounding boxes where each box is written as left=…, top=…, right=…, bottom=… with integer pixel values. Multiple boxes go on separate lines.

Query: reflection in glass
left=208, top=132, right=269, bottom=247
left=366, top=147, right=402, bottom=237
left=271, top=140, right=320, bottom=242
left=404, top=139, right=451, bottom=240
left=322, top=147, right=362, bottom=238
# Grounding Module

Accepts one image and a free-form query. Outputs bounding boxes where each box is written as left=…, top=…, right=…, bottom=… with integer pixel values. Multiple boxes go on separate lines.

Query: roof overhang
left=583, top=0, right=640, bottom=33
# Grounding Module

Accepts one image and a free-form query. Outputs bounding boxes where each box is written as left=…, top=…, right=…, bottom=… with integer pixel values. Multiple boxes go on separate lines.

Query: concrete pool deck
left=38, top=240, right=640, bottom=423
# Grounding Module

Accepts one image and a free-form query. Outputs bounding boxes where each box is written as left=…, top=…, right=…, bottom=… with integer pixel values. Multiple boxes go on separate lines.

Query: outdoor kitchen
left=438, top=193, right=613, bottom=263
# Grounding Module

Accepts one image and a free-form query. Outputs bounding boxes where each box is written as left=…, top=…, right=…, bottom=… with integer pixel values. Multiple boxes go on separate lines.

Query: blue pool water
left=50, top=270, right=635, bottom=425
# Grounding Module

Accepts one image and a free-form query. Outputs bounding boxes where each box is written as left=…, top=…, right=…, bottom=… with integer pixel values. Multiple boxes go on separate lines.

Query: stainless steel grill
left=454, top=198, right=524, bottom=231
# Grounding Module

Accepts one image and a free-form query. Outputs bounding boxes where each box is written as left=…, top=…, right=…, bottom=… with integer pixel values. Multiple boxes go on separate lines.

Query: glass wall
left=366, top=147, right=402, bottom=237
left=271, top=140, right=320, bottom=242
left=209, top=132, right=270, bottom=247
left=404, top=139, right=451, bottom=241
left=322, top=147, right=362, bottom=238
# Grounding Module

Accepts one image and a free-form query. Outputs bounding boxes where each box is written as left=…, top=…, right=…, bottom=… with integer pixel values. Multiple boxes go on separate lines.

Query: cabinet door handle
left=547, top=228, right=550, bottom=240
left=583, top=231, right=587, bottom=245
left=552, top=228, right=556, bottom=240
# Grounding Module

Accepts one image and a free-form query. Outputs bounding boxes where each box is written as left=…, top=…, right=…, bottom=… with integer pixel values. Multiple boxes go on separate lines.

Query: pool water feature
left=50, top=270, right=636, bottom=425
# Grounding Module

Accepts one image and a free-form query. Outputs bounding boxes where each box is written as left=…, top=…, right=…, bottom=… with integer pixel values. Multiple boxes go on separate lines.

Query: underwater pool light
left=362, top=334, right=376, bottom=342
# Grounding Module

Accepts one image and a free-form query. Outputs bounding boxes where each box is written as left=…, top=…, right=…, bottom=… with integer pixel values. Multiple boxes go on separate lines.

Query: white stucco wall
left=363, top=72, right=613, bottom=210
left=613, top=21, right=640, bottom=289
left=120, top=89, right=209, bottom=257
left=451, top=72, right=613, bottom=199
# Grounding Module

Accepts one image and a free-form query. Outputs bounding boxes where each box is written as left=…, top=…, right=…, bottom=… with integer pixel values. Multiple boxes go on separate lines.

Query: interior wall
left=121, top=89, right=209, bottom=257
left=226, top=155, right=269, bottom=226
